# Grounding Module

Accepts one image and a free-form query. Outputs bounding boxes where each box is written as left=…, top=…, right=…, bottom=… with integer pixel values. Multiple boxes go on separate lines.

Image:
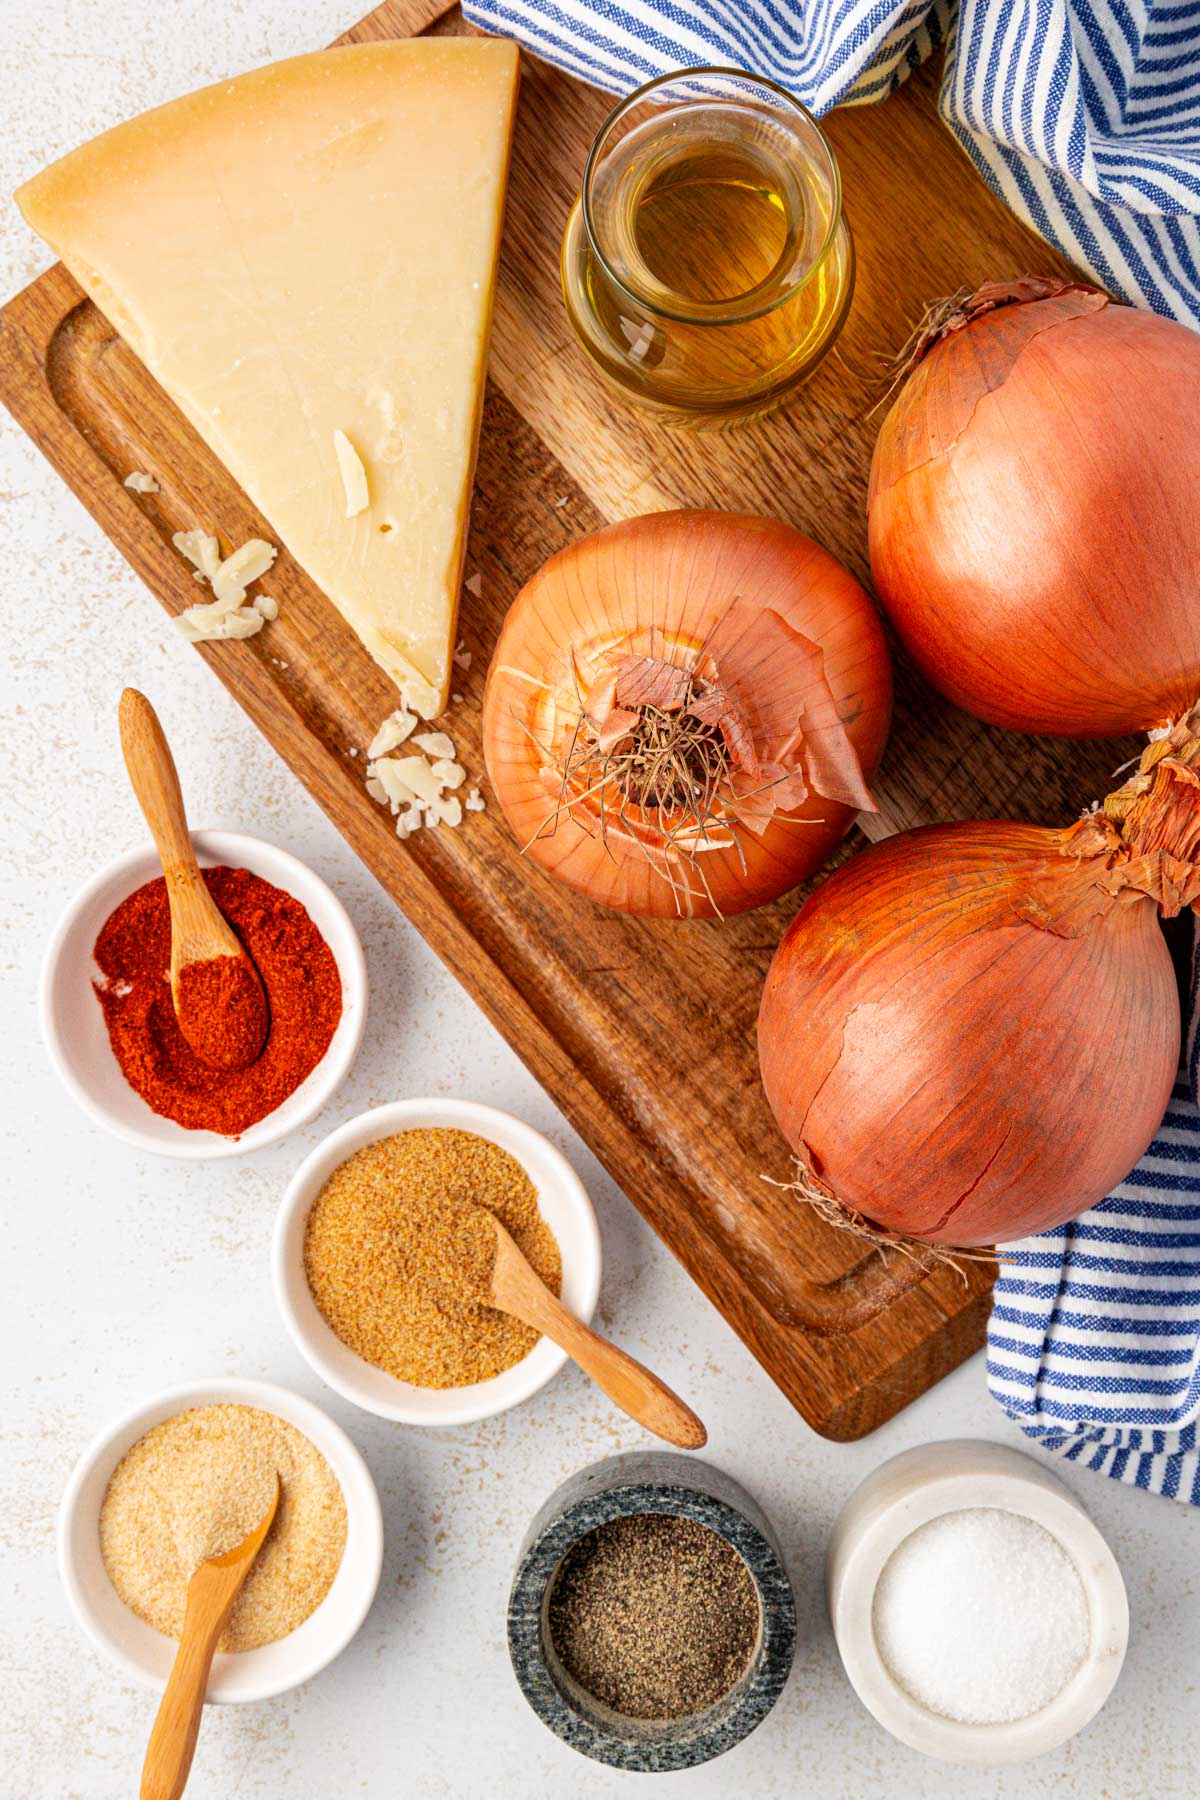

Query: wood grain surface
left=0, top=0, right=1134, bottom=1439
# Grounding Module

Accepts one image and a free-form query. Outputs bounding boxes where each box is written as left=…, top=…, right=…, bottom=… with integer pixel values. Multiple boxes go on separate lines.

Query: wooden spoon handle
left=516, top=1282, right=706, bottom=1450
left=118, top=688, right=201, bottom=883
left=139, top=1593, right=226, bottom=1800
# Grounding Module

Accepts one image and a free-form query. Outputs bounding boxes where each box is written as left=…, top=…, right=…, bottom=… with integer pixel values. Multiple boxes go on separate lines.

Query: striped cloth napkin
left=987, top=932, right=1200, bottom=1504
left=462, top=0, right=1200, bottom=327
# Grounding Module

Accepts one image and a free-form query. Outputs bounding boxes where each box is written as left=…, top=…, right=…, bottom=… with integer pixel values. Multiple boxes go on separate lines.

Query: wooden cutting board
left=0, top=0, right=1132, bottom=1439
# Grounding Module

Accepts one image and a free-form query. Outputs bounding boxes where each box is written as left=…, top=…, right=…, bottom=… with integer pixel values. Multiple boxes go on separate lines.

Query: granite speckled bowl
left=508, top=1451, right=796, bottom=1771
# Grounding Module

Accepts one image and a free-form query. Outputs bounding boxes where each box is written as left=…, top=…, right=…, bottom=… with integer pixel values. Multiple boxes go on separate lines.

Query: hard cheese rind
left=16, top=39, right=520, bottom=716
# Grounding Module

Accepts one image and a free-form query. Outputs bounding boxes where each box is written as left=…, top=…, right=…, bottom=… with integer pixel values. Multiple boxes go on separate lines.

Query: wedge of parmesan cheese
left=17, top=40, right=520, bottom=717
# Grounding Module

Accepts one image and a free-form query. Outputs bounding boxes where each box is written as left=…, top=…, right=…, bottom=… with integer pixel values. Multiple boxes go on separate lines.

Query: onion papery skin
left=757, top=820, right=1179, bottom=1247
left=482, top=511, right=892, bottom=918
left=868, top=279, right=1200, bottom=738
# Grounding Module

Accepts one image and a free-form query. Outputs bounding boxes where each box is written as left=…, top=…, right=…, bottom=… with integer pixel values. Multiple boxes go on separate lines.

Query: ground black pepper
left=547, top=1513, right=760, bottom=1720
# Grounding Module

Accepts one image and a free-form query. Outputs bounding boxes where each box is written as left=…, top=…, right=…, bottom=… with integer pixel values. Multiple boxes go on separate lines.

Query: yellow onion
left=868, top=277, right=1200, bottom=737
left=482, top=510, right=891, bottom=917
left=758, top=714, right=1200, bottom=1246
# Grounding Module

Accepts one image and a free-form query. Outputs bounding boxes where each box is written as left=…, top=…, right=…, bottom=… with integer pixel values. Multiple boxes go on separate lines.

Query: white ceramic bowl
left=59, top=1377, right=383, bottom=1703
left=40, top=830, right=367, bottom=1158
left=826, top=1439, right=1128, bottom=1765
left=274, top=1098, right=602, bottom=1426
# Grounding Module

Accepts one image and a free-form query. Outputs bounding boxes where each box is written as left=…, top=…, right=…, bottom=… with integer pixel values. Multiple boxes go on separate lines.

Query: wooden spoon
left=118, top=687, right=268, bottom=1069
left=140, top=1475, right=280, bottom=1800
left=486, top=1214, right=707, bottom=1449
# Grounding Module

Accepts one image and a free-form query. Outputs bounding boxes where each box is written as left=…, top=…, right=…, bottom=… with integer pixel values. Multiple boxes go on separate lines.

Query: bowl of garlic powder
left=273, top=1097, right=603, bottom=1427
left=59, top=1376, right=383, bottom=1701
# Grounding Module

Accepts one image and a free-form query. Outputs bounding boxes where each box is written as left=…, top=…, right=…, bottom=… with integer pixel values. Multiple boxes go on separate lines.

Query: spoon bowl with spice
left=274, top=1099, right=603, bottom=1427
left=58, top=1377, right=383, bottom=1705
left=485, top=1213, right=706, bottom=1448
left=118, top=689, right=270, bottom=1073
left=41, top=831, right=366, bottom=1158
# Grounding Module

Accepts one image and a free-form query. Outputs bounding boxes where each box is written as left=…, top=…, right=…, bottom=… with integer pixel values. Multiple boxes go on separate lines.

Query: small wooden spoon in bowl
left=118, top=688, right=268, bottom=1070
left=140, top=1475, right=280, bottom=1800
left=485, top=1213, right=706, bottom=1449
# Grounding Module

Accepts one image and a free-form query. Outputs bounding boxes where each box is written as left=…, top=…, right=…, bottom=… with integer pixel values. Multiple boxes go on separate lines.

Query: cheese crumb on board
left=413, top=731, right=454, bottom=760
left=173, top=530, right=222, bottom=581
left=361, top=702, right=484, bottom=839
left=453, top=641, right=472, bottom=673
left=123, top=470, right=160, bottom=494
left=175, top=603, right=266, bottom=643
left=464, top=571, right=483, bottom=598
left=16, top=40, right=520, bottom=717
left=171, top=528, right=278, bottom=643
left=212, top=538, right=276, bottom=606
left=367, top=712, right=417, bottom=759
left=333, top=429, right=369, bottom=518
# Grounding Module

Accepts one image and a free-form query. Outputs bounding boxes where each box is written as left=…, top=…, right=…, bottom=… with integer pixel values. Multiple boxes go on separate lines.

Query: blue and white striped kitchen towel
left=462, top=1, right=1200, bottom=327
left=987, top=941, right=1200, bottom=1504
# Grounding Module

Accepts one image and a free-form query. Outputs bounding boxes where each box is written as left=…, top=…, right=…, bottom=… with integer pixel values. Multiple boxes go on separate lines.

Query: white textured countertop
left=1, top=3, right=1195, bottom=1795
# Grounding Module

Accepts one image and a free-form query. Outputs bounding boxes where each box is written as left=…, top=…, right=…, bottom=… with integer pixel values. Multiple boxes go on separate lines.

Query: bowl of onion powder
left=826, top=1439, right=1128, bottom=1764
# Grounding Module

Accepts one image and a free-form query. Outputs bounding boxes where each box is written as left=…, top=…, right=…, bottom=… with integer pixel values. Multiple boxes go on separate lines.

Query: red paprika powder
left=175, top=954, right=269, bottom=1071
left=93, top=866, right=342, bottom=1134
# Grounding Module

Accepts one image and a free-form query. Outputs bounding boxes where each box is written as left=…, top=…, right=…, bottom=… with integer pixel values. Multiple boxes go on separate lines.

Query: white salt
left=872, top=1507, right=1089, bottom=1726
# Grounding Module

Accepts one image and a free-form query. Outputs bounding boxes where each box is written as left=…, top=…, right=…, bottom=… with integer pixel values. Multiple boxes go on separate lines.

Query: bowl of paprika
left=41, top=830, right=367, bottom=1157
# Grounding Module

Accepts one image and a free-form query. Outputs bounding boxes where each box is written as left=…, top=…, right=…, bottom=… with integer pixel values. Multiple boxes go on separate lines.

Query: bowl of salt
left=826, top=1438, right=1128, bottom=1765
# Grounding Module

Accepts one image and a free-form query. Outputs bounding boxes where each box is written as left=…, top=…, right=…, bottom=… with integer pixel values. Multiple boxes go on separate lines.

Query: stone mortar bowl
left=508, top=1450, right=796, bottom=1771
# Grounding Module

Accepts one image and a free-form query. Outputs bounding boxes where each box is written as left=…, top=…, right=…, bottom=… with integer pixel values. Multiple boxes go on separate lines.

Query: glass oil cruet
left=561, top=67, right=854, bottom=428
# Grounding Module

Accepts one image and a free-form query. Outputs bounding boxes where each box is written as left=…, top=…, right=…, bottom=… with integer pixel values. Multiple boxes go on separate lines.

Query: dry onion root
left=868, top=276, right=1200, bottom=738
left=481, top=510, right=892, bottom=918
left=757, top=711, right=1200, bottom=1248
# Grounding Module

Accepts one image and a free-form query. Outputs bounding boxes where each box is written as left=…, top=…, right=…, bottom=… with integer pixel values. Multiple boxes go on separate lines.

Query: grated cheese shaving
left=173, top=530, right=222, bottom=580
left=387, top=756, right=444, bottom=806
left=175, top=604, right=265, bottom=643
left=413, top=731, right=455, bottom=760
left=172, top=528, right=278, bottom=643
left=361, top=697, right=482, bottom=839
left=333, top=428, right=370, bottom=518
left=432, top=794, right=463, bottom=827
left=367, top=710, right=418, bottom=759
left=123, top=470, right=160, bottom=494
left=431, top=758, right=464, bottom=790
left=212, top=538, right=277, bottom=606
